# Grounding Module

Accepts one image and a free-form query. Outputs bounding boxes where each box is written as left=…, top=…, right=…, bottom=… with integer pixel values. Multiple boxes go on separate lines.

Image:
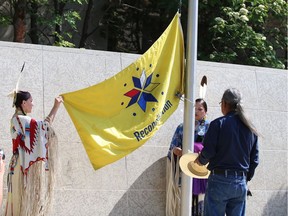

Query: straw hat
left=179, top=153, right=210, bottom=179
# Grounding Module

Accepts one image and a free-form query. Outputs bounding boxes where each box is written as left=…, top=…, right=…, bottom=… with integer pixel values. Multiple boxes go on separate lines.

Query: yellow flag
left=62, top=13, right=184, bottom=170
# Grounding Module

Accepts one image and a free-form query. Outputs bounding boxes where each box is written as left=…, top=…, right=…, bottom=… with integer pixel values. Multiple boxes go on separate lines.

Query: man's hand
left=194, top=154, right=204, bottom=166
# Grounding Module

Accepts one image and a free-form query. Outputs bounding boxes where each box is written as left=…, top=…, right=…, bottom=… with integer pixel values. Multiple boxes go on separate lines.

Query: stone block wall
left=0, top=41, right=287, bottom=215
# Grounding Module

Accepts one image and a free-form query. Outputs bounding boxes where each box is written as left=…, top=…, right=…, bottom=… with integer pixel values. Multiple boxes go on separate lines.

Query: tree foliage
left=103, top=0, right=287, bottom=69
left=198, top=0, right=287, bottom=69
left=0, top=0, right=83, bottom=46
left=102, top=0, right=177, bottom=53
left=0, top=0, right=287, bottom=68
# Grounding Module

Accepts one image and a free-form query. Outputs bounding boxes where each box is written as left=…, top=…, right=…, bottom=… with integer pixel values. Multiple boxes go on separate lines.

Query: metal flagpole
left=181, top=0, right=199, bottom=215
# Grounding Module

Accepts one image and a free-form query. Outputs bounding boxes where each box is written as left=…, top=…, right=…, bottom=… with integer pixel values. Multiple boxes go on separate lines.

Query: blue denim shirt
left=198, top=111, right=259, bottom=181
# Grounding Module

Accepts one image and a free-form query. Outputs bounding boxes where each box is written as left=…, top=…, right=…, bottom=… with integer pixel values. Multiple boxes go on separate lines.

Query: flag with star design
left=61, top=12, right=184, bottom=170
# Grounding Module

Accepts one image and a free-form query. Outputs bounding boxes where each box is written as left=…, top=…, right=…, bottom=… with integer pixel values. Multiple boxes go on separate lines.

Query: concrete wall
left=0, top=41, right=287, bottom=216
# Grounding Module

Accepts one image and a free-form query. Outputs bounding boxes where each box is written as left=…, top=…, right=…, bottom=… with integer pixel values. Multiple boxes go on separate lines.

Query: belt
left=212, top=169, right=247, bottom=177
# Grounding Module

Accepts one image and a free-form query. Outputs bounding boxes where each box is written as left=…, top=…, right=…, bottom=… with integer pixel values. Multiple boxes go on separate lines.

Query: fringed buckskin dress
left=5, top=112, right=58, bottom=216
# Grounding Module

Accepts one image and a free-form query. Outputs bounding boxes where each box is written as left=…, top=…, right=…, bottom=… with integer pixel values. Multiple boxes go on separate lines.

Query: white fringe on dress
left=5, top=125, right=58, bottom=216
left=166, top=150, right=181, bottom=216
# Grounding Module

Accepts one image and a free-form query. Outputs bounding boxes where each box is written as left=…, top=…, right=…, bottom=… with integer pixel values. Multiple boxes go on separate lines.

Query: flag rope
left=175, top=92, right=194, bottom=104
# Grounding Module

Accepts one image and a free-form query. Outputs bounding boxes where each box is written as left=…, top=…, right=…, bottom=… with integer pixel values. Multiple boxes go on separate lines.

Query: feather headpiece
left=8, top=62, right=25, bottom=107
left=199, top=75, right=207, bottom=99
left=175, top=75, right=208, bottom=103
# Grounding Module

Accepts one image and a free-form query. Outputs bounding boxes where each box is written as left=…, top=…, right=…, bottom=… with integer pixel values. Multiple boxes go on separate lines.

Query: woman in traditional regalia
left=166, top=76, right=209, bottom=216
left=166, top=98, right=209, bottom=216
left=5, top=90, right=63, bottom=216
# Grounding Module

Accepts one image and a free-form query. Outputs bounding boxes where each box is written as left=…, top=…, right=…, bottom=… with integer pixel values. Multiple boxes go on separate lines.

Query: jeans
left=204, top=171, right=247, bottom=216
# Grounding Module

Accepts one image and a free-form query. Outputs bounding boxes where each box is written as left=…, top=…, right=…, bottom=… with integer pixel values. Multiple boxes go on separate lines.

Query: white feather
left=15, top=62, right=25, bottom=92
left=199, top=75, right=207, bottom=99
left=8, top=62, right=25, bottom=107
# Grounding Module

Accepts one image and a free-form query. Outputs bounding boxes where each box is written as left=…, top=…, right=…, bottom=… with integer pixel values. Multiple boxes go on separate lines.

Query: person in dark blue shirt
left=195, top=88, right=259, bottom=216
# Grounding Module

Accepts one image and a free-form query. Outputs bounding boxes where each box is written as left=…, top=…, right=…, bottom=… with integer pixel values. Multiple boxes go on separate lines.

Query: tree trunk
left=13, top=0, right=27, bottom=42
left=79, top=0, right=93, bottom=48
left=29, top=2, right=39, bottom=44
left=53, top=0, right=65, bottom=43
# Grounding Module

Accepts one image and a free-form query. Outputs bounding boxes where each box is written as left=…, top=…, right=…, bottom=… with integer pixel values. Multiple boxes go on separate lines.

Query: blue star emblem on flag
left=124, top=70, right=159, bottom=112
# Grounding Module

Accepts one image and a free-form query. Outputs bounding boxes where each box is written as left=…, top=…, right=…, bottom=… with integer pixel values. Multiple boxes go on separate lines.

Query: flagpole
left=181, top=0, right=198, bottom=215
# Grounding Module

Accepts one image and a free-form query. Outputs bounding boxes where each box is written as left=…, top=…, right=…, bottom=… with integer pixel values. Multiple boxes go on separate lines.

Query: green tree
left=103, top=0, right=287, bottom=69
left=0, top=0, right=83, bottom=46
left=102, top=0, right=181, bottom=53
left=198, top=0, right=287, bottom=69
left=1, top=0, right=286, bottom=68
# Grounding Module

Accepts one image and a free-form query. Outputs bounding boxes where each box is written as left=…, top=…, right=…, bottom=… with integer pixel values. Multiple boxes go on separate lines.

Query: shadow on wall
left=263, top=185, right=287, bottom=216
left=109, top=157, right=167, bottom=216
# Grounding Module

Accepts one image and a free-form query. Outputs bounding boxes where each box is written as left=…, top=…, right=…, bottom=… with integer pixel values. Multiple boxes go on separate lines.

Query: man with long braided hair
left=195, top=88, right=259, bottom=216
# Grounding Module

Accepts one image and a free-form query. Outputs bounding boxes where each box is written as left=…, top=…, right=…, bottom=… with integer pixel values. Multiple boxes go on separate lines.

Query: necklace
left=196, top=117, right=206, bottom=136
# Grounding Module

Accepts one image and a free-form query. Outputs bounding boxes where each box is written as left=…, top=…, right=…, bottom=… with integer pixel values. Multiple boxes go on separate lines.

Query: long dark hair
left=14, top=91, right=31, bottom=115
left=222, top=88, right=258, bottom=136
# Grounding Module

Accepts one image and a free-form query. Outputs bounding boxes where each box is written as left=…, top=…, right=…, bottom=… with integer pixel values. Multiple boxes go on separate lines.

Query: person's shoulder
left=211, top=115, right=225, bottom=122
left=176, top=123, right=183, bottom=129
left=172, top=123, right=183, bottom=134
left=211, top=112, right=239, bottom=126
left=175, top=123, right=184, bottom=132
left=209, top=115, right=226, bottom=126
left=12, top=114, right=32, bottom=122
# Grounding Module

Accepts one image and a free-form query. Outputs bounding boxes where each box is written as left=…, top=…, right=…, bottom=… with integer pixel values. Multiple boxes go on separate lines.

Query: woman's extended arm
left=45, top=96, right=63, bottom=123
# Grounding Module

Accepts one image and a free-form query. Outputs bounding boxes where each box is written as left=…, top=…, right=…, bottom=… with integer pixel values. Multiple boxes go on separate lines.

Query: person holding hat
left=194, top=88, right=259, bottom=216
left=166, top=98, right=210, bottom=216
left=5, top=90, right=63, bottom=216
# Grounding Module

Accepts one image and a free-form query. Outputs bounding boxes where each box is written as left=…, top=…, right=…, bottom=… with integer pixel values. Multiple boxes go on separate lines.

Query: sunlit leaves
left=200, top=0, right=287, bottom=69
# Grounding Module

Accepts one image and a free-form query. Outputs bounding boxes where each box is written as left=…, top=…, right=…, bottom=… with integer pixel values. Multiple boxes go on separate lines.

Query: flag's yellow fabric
left=61, top=13, right=184, bottom=170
